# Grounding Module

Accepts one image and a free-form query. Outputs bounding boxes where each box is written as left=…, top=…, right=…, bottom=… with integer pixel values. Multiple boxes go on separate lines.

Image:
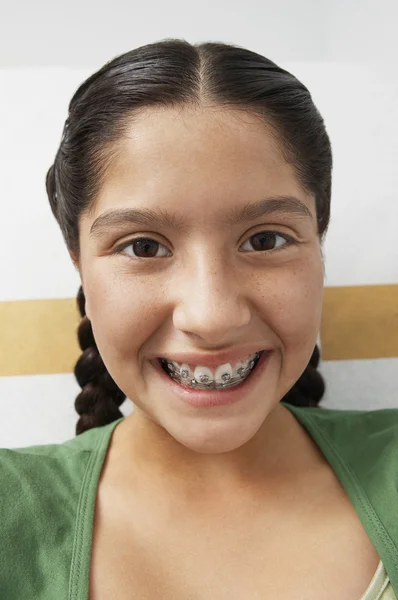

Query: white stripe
left=320, top=357, right=398, bottom=411
left=0, top=373, right=133, bottom=448
left=1, top=358, right=396, bottom=448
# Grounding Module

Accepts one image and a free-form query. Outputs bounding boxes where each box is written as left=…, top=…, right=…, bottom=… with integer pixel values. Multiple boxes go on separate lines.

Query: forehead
left=116, top=106, right=288, bottom=176
left=88, top=106, right=310, bottom=221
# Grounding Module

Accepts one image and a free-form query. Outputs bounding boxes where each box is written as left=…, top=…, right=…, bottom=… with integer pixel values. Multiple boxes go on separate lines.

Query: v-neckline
left=68, top=416, right=124, bottom=600
left=69, top=403, right=390, bottom=599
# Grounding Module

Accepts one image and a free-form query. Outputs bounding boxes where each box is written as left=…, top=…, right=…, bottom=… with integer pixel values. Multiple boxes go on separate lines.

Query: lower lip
left=151, top=351, right=272, bottom=407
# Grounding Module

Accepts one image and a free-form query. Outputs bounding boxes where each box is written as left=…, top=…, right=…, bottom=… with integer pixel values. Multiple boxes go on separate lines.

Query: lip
left=151, top=345, right=274, bottom=369
left=150, top=350, right=272, bottom=408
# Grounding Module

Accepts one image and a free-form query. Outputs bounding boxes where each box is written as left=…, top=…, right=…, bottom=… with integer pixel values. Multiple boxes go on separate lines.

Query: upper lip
left=152, top=346, right=272, bottom=368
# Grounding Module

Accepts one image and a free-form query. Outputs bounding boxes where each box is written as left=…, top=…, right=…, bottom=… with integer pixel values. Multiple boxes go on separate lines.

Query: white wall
left=0, top=0, right=328, bottom=67
left=1, top=0, right=397, bottom=447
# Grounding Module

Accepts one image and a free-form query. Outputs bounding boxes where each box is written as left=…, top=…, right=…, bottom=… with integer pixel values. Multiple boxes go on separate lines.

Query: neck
left=107, top=403, right=319, bottom=500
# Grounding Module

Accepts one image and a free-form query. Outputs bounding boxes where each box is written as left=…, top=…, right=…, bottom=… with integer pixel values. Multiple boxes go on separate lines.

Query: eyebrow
left=89, top=195, right=314, bottom=238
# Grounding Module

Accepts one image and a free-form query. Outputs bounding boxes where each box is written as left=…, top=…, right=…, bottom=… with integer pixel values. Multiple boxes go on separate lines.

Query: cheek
left=85, top=273, right=166, bottom=358
left=262, top=261, right=324, bottom=387
left=252, top=263, right=324, bottom=398
left=277, top=271, right=323, bottom=340
left=253, top=259, right=324, bottom=348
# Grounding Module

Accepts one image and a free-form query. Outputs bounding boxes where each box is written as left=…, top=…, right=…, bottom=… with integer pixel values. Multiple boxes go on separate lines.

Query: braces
left=160, top=352, right=261, bottom=390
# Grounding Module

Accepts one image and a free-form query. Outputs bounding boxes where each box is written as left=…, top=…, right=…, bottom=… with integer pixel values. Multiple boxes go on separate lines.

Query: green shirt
left=1, top=402, right=397, bottom=599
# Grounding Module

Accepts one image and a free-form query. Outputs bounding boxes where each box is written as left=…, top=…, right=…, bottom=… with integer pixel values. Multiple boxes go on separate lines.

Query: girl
left=1, top=39, right=396, bottom=600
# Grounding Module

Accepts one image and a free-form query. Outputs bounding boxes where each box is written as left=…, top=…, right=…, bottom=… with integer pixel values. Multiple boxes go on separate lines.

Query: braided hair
left=73, top=286, right=126, bottom=436
left=45, top=39, right=332, bottom=435
left=282, top=344, right=325, bottom=408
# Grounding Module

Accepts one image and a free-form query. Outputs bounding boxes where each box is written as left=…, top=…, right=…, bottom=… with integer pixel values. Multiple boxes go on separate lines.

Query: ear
left=84, top=293, right=91, bottom=321
left=69, top=250, right=80, bottom=271
left=69, top=251, right=91, bottom=320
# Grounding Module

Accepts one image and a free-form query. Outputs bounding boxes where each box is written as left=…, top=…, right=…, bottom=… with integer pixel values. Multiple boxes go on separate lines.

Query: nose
left=172, top=256, right=251, bottom=345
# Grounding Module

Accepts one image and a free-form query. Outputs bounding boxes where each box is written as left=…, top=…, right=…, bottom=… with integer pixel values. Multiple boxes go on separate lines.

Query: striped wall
left=1, top=285, right=397, bottom=378
left=1, top=63, right=397, bottom=447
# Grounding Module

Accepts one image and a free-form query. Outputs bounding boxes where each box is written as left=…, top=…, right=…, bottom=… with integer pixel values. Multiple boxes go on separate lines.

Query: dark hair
left=45, top=38, right=332, bottom=436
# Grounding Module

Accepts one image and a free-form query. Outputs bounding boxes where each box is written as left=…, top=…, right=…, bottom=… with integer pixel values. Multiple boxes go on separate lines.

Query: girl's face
left=75, top=107, right=325, bottom=454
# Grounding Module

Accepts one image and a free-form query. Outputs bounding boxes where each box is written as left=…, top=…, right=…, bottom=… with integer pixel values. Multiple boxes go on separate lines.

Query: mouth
left=157, top=350, right=265, bottom=391
left=151, top=349, right=272, bottom=408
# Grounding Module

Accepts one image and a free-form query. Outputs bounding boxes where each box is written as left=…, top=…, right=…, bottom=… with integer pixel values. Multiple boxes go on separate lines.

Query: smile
left=158, top=351, right=263, bottom=390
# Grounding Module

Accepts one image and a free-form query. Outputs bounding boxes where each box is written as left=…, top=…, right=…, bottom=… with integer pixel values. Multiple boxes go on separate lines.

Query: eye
left=239, top=231, right=295, bottom=253
left=114, top=237, right=171, bottom=259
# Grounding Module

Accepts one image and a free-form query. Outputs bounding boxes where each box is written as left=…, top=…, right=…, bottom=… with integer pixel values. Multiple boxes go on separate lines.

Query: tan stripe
left=0, top=284, right=397, bottom=376
left=0, top=298, right=81, bottom=377
left=321, top=284, right=398, bottom=361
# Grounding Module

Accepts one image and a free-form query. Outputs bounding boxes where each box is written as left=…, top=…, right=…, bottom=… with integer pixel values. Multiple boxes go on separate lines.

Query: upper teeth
left=164, top=352, right=259, bottom=383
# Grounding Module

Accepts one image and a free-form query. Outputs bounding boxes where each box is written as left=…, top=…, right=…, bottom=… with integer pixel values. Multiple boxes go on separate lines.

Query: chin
left=160, top=410, right=267, bottom=455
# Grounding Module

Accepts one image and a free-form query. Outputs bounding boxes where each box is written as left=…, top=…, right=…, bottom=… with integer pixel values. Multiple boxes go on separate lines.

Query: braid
left=74, top=286, right=126, bottom=435
left=282, top=344, right=325, bottom=408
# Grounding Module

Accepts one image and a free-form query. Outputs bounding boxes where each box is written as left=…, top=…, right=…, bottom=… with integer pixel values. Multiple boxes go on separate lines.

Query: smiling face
left=75, top=106, right=325, bottom=454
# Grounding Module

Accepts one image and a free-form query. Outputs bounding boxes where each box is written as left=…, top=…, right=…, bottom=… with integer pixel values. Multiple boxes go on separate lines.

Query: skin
left=71, top=105, right=326, bottom=499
